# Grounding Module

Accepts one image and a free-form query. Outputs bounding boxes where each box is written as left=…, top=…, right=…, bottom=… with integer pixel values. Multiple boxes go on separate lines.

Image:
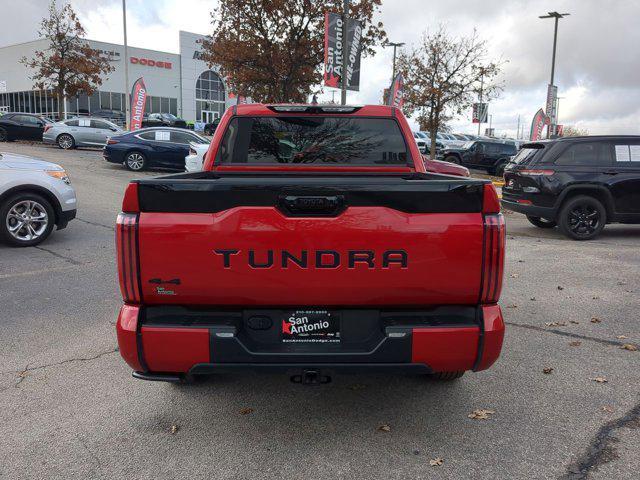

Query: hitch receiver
left=291, top=369, right=332, bottom=386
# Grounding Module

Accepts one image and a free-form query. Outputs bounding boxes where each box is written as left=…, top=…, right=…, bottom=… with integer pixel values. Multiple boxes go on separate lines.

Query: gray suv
left=43, top=117, right=123, bottom=149
left=0, top=151, right=77, bottom=246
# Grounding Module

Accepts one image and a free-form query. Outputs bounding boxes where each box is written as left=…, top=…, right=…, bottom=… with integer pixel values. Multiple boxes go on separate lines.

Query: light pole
left=382, top=41, right=405, bottom=85
left=123, top=0, right=130, bottom=130
left=539, top=11, right=569, bottom=137
left=340, top=0, right=349, bottom=105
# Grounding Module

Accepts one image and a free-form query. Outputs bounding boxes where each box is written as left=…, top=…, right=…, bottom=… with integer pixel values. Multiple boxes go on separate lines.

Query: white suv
left=0, top=152, right=77, bottom=247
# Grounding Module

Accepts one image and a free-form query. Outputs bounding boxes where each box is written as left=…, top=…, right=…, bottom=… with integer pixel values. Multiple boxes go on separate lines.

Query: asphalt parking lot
left=1, top=142, right=639, bottom=480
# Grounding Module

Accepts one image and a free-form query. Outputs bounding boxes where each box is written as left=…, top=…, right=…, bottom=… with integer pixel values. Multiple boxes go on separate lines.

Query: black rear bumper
left=501, top=199, right=556, bottom=219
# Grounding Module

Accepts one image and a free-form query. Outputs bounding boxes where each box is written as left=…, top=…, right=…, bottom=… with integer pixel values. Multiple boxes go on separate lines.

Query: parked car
left=424, top=156, right=470, bottom=177
left=142, top=113, right=187, bottom=129
left=442, top=139, right=518, bottom=176
left=412, top=131, right=428, bottom=154
left=0, top=113, right=53, bottom=142
left=502, top=136, right=640, bottom=240
left=43, top=117, right=123, bottom=149
left=0, top=151, right=76, bottom=247
left=185, top=142, right=210, bottom=172
left=417, top=131, right=445, bottom=154
left=92, top=109, right=126, bottom=125
left=114, top=103, right=505, bottom=385
left=203, top=117, right=220, bottom=136
left=103, top=127, right=209, bottom=171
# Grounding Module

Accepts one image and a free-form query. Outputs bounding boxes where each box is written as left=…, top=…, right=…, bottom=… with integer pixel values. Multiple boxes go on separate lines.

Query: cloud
left=1, top=0, right=639, bottom=135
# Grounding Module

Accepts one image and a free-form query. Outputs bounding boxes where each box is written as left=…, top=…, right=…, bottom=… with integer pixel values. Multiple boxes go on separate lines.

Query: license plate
left=281, top=310, right=340, bottom=343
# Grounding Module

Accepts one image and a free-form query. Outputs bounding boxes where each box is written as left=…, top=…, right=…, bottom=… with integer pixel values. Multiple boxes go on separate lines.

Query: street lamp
left=382, top=40, right=405, bottom=84
left=122, top=0, right=130, bottom=130
left=540, top=11, right=569, bottom=137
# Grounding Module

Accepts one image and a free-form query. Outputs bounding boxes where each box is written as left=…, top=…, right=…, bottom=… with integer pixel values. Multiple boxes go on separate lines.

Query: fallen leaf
left=170, top=425, right=179, bottom=434
left=616, top=335, right=628, bottom=340
left=545, top=322, right=567, bottom=327
left=569, top=320, right=580, bottom=325
left=530, top=297, right=536, bottom=301
left=468, top=409, right=495, bottom=420
left=602, top=406, right=614, bottom=413
left=239, top=407, right=254, bottom=415
left=621, top=344, right=638, bottom=352
left=543, top=367, right=554, bottom=374
left=590, top=377, right=608, bottom=383
left=349, top=383, right=368, bottom=391
left=569, top=341, right=582, bottom=347
left=591, top=317, right=601, bottom=324
left=429, top=458, right=444, bottom=467
left=507, top=304, right=518, bottom=309
left=378, top=424, right=391, bottom=432
left=557, top=286, right=564, bottom=291
left=510, top=273, right=519, bottom=278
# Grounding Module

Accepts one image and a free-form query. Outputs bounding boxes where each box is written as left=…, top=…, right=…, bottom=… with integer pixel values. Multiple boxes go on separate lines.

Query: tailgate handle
left=278, top=195, right=346, bottom=217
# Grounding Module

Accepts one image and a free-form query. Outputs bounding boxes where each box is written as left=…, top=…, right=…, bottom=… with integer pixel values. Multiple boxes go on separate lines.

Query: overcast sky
left=3, top=0, right=640, bottom=136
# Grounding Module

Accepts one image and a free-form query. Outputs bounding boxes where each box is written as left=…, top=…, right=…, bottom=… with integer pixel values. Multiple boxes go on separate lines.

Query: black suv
left=142, top=113, right=187, bottom=129
left=502, top=136, right=640, bottom=240
left=441, top=140, right=518, bottom=175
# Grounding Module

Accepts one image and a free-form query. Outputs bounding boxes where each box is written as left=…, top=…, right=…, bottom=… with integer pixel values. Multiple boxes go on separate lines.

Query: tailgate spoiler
left=131, top=172, right=489, bottom=214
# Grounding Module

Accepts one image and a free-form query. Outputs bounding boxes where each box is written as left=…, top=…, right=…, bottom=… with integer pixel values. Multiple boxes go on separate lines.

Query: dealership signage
left=130, top=77, right=148, bottom=131
left=387, top=73, right=404, bottom=109
left=130, top=57, right=172, bottom=69
left=546, top=84, right=557, bottom=125
left=323, top=12, right=362, bottom=91
left=472, top=103, right=488, bottom=123
left=530, top=108, right=546, bottom=141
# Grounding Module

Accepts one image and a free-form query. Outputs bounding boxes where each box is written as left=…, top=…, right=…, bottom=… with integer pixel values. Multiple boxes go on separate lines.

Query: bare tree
left=562, top=125, right=589, bottom=137
left=200, top=0, right=387, bottom=103
left=397, top=26, right=503, bottom=158
left=20, top=0, right=114, bottom=119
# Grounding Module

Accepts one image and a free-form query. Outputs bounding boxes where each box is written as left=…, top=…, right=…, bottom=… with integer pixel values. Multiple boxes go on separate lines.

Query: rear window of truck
left=216, top=117, right=408, bottom=165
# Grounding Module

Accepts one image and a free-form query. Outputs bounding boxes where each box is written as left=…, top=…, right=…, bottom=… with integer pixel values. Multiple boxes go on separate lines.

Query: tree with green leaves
left=397, top=26, right=503, bottom=158
left=200, top=0, right=386, bottom=103
left=20, top=0, right=114, bottom=119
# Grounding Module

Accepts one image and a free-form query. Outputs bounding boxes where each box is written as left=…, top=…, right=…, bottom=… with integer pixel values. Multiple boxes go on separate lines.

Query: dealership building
left=0, top=31, right=235, bottom=124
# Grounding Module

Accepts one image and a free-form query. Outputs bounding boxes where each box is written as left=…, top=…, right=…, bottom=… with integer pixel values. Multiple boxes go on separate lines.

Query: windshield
left=192, top=133, right=209, bottom=144
left=218, top=116, right=408, bottom=165
left=462, top=141, right=475, bottom=149
left=415, top=131, right=428, bottom=139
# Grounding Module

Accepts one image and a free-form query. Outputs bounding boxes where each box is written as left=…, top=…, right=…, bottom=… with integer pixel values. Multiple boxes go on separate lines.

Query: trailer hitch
left=290, top=369, right=331, bottom=386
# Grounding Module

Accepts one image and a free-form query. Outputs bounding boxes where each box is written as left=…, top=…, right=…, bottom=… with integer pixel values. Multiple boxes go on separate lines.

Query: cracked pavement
left=0, top=143, right=639, bottom=479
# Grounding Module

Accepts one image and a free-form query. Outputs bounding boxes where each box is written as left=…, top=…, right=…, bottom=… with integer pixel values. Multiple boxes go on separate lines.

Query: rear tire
left=57, top=133, right=75, bottom=149
left=558, top=195, right=606, bottom=240
left=125, top=151, right=147, bottom=171
left=526, top=215, right=557, bottom=229
left=444, top=155, right=460, bottom=164
left=429, top=371, right=464, bottom=381
left=0, top=127, right=7, bottom=142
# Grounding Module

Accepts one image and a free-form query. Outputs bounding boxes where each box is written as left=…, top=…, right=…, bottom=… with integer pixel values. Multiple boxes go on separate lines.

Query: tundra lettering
left=213, top=249, right=408, bottom=269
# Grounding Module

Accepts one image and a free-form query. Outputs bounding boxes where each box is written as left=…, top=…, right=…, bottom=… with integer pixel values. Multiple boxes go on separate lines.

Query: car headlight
left=46, top=170, right=71, bottom=185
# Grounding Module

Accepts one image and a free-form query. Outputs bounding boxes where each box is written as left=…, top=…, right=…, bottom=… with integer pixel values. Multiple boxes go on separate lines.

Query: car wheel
left=493, top=163, right=507, bottom=177
left=444, top=155, right=460, bottom=164
left=428, top=371, right=464, bottom=381
left=125, top=151, right=147, bottom=171
left=0, top=127, right=7, bottom=142
left=0, top=193, right=55, bottom=247
left=558, top=195, right=606, bottom=240
left=526, top=215, right=557, bottom=229
left=57, top=133, right=75, bottom=150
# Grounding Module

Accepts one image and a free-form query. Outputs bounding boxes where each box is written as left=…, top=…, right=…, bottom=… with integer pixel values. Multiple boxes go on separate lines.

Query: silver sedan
left=0, top=151, right=77, bottom=246
left=43, top=117, right=123, bottom=149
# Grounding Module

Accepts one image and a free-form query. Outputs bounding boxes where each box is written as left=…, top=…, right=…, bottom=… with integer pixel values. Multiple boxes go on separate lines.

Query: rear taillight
left=122, top=182, right=140, bottom=213
left=116, top=213, right=143, bottom=304
left=480, top=214, right=505, bottom=304
left=189, top=147, right=197, bottom=156
left=44, top=125, right=52, bottom=133
left=107, top=138, right=119, bottom=145
left=482, top=183, right=501, bottom=214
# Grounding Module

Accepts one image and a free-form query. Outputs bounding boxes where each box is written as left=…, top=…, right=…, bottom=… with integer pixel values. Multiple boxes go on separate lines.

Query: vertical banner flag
left=129, top=77, right=147, bottom=131
left=546, top=84, right=558, bottom=125
left=387, top=73, right=404, bottom=108
left=323, top=12, right=363, bottom=91
left=556, top=124, right=564, bottom=137
left=530, top=108, right=546, bottom=141
left=472, top=103, right=488, bottom=123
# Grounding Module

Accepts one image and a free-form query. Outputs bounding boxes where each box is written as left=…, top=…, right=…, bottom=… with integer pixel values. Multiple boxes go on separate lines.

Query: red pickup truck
left=115, top=104, right=505, bottom=385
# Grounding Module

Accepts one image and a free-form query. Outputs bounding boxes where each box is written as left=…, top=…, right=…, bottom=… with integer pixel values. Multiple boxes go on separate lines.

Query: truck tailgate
left=131, top=174, right=486, bottom=306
